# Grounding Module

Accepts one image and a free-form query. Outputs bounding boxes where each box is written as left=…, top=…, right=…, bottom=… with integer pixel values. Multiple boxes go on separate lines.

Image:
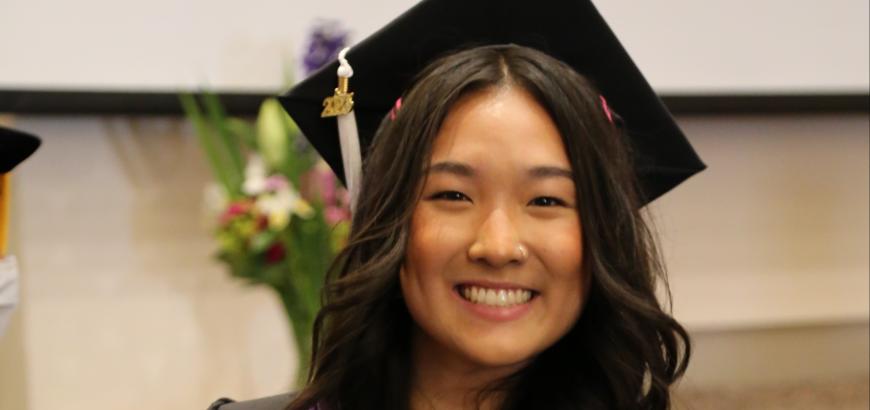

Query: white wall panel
left=0, top=0, right=867, bottom=93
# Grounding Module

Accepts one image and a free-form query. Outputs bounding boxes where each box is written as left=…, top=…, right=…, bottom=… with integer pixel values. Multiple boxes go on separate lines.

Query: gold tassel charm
left=321, top=76, right=354, bottom=117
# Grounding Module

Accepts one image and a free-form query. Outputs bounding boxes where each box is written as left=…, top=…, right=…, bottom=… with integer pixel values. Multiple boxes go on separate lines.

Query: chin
left=458, top=340, right=539, bottom=369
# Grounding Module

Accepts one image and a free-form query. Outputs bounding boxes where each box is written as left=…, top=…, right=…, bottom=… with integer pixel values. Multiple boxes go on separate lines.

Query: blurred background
left=0, top=0, right=868, bottom=409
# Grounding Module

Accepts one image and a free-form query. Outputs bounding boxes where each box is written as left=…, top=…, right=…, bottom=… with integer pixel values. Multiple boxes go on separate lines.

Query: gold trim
left=321, top=77, right=354, bottom=118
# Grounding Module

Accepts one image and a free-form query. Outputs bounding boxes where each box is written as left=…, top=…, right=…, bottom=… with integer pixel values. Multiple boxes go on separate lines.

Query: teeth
left=485, top=289, right=497, bottom=305
left=506, top=290, right=517, bottom=305
left=459, top=285, right=533, bottom=307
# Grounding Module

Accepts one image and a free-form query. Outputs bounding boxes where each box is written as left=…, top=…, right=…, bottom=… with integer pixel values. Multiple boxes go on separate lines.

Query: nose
left=467, top=208, right=527, bottom=268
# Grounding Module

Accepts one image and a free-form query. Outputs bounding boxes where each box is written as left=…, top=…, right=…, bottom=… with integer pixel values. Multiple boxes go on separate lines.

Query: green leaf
left=284, top=208, right=332, bottom=313
left=202, top=92, right=245, bottom=192
left=227, top=118, right=258, bottom=151
left=179, top=93, right=238, bottom=198
left=250, top=230, right=277, bottom=253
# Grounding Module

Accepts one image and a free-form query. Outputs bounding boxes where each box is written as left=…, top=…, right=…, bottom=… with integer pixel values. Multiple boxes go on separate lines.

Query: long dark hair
left=288, top=44, right=690, bottom=410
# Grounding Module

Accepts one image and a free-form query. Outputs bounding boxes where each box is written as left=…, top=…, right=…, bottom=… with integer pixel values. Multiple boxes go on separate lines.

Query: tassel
left=337, top=110, right=361, bottom=213
left=321, top=47, right=362, bottom=213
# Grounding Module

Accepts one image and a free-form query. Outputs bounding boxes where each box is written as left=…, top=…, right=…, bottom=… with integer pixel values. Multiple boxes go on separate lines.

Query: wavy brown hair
left=287, top=44, right=690, bottom=410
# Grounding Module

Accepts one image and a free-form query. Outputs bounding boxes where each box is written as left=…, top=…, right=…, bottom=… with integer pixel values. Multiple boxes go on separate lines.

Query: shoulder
left=207, top=393, right=296, bottom=410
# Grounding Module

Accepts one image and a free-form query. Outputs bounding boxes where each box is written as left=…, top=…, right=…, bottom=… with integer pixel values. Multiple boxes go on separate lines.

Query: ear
left=398, top=262, right=410, bottom=283
left=397, top=265, right=409, bottom=300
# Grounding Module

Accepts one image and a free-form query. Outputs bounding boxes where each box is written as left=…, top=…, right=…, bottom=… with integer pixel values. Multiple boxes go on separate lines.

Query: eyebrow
left=527, top=166, right=574, bottom=180
left=426, top=161, right=573, bottom=180
left=426, top=161, right=475, bottom=177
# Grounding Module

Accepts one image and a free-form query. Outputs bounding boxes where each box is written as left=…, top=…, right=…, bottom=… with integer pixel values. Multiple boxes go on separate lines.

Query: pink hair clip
left=388, top=97, right=403, bottom=121
left=599, top=95, right=614, bottom=124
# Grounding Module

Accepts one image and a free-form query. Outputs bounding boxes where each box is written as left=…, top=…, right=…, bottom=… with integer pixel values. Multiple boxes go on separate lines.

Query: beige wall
left=656, top=114, right=869, bottom=331
left=2, top=0, right=867, bottom=93
left=0, top=117, right=295, bottom=410
left=0, top=113, right=867, bottom=409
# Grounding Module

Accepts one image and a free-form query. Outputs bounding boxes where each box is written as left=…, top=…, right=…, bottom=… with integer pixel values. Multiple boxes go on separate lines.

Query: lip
left=452, top=285, right=537, bottom=322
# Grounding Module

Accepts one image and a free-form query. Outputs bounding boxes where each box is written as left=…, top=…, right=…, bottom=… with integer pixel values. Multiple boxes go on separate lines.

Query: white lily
left=243, top=154, right=268, bottom=196
left=255, top=183, right=313, bottom=230
left=256, top=98, right=292, bottom=170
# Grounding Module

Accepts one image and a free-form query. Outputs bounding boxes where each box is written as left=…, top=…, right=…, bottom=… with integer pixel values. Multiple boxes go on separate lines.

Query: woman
left=210, top=1, right=704, bottom=409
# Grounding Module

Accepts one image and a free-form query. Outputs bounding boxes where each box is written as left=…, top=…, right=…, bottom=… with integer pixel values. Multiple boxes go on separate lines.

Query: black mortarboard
left=279, top=0, right=705, bottom=204
left=0, top=126, right=40, bottom=174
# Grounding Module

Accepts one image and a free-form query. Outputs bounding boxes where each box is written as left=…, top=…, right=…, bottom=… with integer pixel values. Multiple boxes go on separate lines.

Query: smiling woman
left=278, top=43, right=700, bottom=410
left=402, top=86, right=587, bottom=370
left=401, top=86, right=589, bottom=407
left=210, top=0, right=705, bottom=409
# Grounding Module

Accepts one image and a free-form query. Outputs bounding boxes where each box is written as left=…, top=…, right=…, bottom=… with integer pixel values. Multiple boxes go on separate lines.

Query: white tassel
left=337, top=112, right=361, bottom=213
left=335, top=47, right=362, bottom=213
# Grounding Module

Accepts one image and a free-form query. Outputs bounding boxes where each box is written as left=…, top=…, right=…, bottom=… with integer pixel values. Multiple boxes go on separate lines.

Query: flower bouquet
left=180, top=93, right=350, bottom=387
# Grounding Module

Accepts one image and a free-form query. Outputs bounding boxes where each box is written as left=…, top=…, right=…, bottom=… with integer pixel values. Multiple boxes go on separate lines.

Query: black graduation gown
left=207, top=393, right=295, bottom=410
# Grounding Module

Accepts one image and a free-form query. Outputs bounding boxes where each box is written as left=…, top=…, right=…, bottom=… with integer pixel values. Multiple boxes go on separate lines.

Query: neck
left=408, top=327, right=525, bottom=410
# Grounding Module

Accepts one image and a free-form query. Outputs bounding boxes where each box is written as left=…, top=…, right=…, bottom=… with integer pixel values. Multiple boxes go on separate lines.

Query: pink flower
left=315, top=166, right=337, bottom=204
left=300, top=161, right=351, bottom=224
left=220, top=200, right=253, bottom=225
left=264, top=175, right=289, bottom=192
left=325, top=205, right=350, bottom=225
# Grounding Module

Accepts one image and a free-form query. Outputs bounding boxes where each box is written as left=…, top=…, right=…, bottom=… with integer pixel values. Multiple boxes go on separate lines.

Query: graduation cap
left=279, top=0, right=705, bottom=207
left=0, top=126, right=40, bottom=175
left=0, top=126, right=40, bottom=257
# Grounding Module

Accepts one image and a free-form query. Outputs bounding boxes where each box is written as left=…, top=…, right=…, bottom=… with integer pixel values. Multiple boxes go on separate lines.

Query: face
left=400, top=86, right=588, bottom=371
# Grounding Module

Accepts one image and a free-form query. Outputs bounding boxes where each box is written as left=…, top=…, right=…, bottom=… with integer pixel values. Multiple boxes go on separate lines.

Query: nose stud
left=517, top=244, right=528, bottom=260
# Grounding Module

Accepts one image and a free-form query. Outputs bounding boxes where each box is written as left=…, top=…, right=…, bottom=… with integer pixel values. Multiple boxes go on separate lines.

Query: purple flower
left=303, top=20, right=349, bottom=76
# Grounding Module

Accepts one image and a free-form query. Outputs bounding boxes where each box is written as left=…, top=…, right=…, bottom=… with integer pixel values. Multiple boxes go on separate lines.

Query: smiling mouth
left=454, top=285, right=539, bottom=307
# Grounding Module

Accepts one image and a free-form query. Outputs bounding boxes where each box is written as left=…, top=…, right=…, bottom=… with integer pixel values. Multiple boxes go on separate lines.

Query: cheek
left=535, top=218, right=586, bottom=322
left=538, top=219, right=583, bottom=280
left=404, top=209, right=450, bottom=278
left=405, top=203, right=478, bottom=267
left=400, top=207, right=467, bottom=304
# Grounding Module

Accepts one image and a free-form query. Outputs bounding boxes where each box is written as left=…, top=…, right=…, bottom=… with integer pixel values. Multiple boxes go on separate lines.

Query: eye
left=429, top=191, right=472, bottom=202
left=529, top=196, right=568, bottom=207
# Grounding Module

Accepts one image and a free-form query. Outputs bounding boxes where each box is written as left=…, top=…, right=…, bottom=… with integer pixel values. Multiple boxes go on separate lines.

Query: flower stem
left=276, top=285, right=315, bottom=389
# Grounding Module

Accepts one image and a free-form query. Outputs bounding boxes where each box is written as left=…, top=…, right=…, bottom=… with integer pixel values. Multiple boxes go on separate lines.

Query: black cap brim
left=1, top=126, right=41, bottom=174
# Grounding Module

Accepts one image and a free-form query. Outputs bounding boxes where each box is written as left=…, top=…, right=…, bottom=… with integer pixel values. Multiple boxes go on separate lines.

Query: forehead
left=429, top=86, right=570, bottom=168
